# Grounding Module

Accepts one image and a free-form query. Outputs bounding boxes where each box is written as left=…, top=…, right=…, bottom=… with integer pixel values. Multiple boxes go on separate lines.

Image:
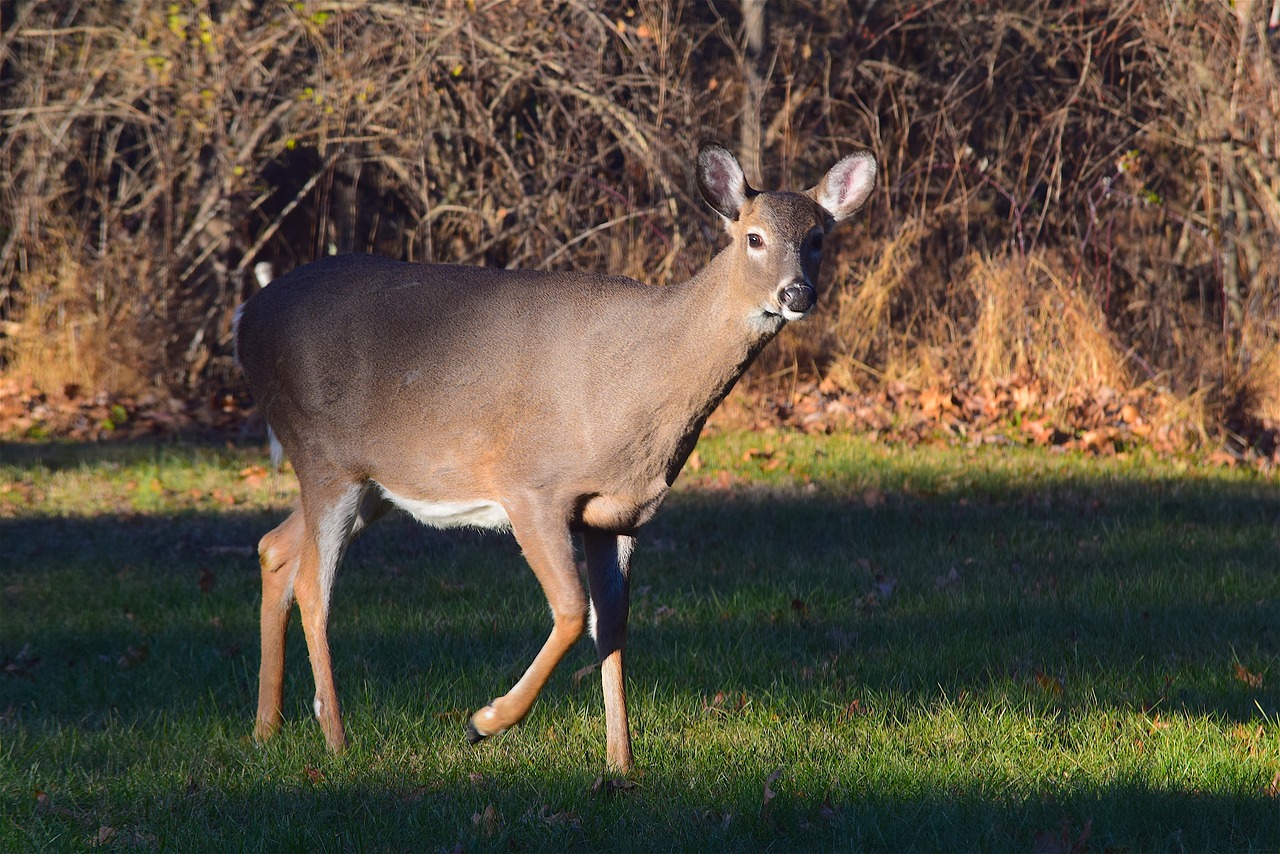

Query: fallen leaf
left=304, top=765, right=325, bottom=784
left=472, top=803, right=503, bottom=836
left=919, top=387, right=954, bottom=418
left=1081, top=427, right=1118, bottom=450
left=238, top=464, right=268, bottom=486
left=572, top=662, right=599, bottom=688
left=761, top=768, right=783, bottom=822
left=1035, top=670, right=1064, bottom=696
left=116, top=644, right=149, bottom=670
left=1011, top=384, right=1041, bottom=410
left=432, top=708, right=467, bottom=722
left=1234, top=662, right=1263, bottom=689
left=934, top=567, right=962, bottom=590
left=1032, top=818, right=1093, bottom=854
left=707, top=469, right=734, bottom=491
left=198, top=567, right=216, bottom=595
left=399, top=783, right=432, bottom=803
left=839, top=699, right=867, bottom=721
left=535, top=804, right=583, bottom=829
left=2, top=643, right=40, bottom=679
left=1207, top=449, right=1237, bottom=468
left=1021, top=418, right=1054, bottom=446
left=36, top=790, right=91, bottom=823
left=209, top=488, right=236, bottom=506
left=589, top=776, right=638, bottom=796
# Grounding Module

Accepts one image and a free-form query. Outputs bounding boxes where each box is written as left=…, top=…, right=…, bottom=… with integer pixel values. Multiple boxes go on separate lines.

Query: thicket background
left=2, top=0, right=1278, bottom=449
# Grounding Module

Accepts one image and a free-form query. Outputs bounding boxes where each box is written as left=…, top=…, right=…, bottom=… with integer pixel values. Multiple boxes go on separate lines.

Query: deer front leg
left=583, top=530, right=636, bottom=773
left=468, top=500, right=586, bottom=742
left=254, top=508, right=304, bottom=742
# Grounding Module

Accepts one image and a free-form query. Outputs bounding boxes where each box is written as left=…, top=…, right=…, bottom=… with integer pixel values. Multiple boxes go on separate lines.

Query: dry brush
left=1, top=0, right=1276, bottom=449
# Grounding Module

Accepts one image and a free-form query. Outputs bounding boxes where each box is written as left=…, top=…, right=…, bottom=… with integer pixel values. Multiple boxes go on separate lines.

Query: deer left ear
left=697, top=143, right=754, bottom=222
left=807, top=151, right=877, bottom=223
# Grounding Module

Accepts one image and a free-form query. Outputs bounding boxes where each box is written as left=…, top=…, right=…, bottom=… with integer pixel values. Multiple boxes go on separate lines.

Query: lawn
left=2, top=432, right=1279, bottom=851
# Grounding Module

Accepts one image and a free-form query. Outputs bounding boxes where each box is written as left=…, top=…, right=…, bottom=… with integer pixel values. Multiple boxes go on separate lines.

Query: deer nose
left=780, top=282, right=816, bottom=315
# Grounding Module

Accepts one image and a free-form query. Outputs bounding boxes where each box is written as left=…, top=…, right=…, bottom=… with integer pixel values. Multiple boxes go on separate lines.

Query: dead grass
left=1, top=0, right=1277, bottom=443
left=964, top=251, right=1127, bottom=393
left=1229, top=314, right=1280, bottom=427
left=4, top=247, right=148, bottom=396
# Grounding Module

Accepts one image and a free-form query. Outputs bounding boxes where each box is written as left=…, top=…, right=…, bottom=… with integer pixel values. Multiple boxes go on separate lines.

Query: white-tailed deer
left=235, top=143, right=876, bottom=772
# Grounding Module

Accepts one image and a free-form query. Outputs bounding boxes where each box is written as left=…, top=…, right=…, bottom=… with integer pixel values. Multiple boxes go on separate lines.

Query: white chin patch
left=780, top=306, right=810, bottom=321
left=748, top=309, right=786, bottom=334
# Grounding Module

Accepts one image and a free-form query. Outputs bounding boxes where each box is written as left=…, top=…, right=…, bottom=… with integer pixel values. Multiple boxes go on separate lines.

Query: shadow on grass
left=4, top=440, right=1280, bottom=849
left=67, top=776, right=1269, bottom=852
left=4, top=447, right=1278, bottom=723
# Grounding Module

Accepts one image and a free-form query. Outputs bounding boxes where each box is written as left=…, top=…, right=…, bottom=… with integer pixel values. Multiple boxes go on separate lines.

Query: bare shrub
left=0, top=1, right=708, bottom=394
left=1, top=0, right=1277, bottom=446
left=965, top=251, right=1126, bottom=393
left=821, top=219, right=926, bottom=392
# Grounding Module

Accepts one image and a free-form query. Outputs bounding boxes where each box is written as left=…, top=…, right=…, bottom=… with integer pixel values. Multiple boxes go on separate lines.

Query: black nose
left=781, top=283, right=816, bottom=314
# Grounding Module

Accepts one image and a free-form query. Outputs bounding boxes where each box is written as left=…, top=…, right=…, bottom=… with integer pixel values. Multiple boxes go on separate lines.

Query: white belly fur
left=376, top=484, right=512, bottom=531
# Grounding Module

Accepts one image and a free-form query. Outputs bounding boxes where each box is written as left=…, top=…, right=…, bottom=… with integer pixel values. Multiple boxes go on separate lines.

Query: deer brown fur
left=235, top=143, right=876, bottom=772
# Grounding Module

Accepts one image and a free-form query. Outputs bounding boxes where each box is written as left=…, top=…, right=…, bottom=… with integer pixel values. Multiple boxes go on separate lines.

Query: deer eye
left=810, top=234, right=824, bottom=253
left=747, top=233, right=764, bottom=249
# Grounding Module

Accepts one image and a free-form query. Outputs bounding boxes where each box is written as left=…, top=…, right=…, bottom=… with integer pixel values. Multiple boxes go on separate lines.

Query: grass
left=2, top=432, right=1280, bottom=851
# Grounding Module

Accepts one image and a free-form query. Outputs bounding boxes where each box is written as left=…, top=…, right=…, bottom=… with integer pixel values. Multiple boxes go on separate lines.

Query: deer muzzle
left=779, top=282, right=816, bottom=318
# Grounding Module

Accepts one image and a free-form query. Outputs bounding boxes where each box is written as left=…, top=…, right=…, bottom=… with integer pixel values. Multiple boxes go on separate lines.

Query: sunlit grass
left=2, top=434, right=1279, bottom=851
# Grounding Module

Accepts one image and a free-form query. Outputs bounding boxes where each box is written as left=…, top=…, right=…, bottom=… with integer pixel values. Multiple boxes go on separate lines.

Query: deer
left=234, top=143, right=876, bottom=773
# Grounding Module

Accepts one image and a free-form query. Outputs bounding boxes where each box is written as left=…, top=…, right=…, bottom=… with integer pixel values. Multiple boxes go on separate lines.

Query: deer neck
left=676, top=243, right=782, bottom=376
left=642, top=246, right=782, bottom=474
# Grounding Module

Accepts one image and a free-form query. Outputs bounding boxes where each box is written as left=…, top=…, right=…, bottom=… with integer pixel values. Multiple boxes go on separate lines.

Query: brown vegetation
left=1, top=1, right=1278, bottom=457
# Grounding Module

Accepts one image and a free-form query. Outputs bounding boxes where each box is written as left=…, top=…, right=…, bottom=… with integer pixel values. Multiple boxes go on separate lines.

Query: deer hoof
left=465, top=720, right=487, bottom=745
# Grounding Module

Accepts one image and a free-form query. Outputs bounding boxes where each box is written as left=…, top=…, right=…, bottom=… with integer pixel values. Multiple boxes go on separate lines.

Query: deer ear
left=697, top=143, right=752, bottom=222
left=808, top=151, right=877, bottom=223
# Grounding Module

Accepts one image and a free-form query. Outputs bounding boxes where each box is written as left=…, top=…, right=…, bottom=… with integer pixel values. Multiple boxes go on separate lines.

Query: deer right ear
left=808, top=150, right=877, bottom=224
left=697, top=144, right=751, bottom=222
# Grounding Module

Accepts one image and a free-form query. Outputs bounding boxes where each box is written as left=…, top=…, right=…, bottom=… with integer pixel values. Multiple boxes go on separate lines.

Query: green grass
left=2, top=433, right=1279, bottom=851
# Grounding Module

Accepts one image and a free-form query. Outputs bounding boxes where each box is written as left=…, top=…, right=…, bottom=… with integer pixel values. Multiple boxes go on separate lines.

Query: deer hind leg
left=583, top=530, right=636, bottom=773
left=290, top=481, right=365, bottom=752
left=254, top=507, right=305, bottom=742
left=468, top=499, right=587, bottom=743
